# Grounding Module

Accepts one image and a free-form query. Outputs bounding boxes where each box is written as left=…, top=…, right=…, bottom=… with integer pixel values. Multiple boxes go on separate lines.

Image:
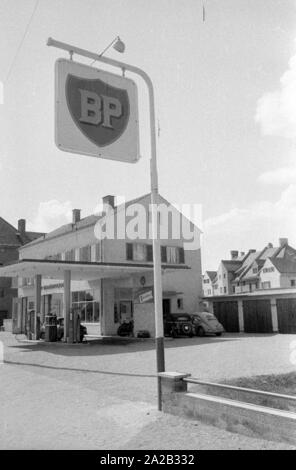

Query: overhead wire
left=3, top=0, right=40, bottom=84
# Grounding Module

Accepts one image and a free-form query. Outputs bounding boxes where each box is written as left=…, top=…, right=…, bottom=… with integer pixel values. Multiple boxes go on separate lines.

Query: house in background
left=233, top=239, right=296, bottom=293
left=260, top=257, right=296, bottom=289
left=204, top=238, right=296, bottom=296
left=203, top=238, right=296, bottom=335
left=202, top=271, right=217, bottom=297
left=0, top=217, right=44, bottom=325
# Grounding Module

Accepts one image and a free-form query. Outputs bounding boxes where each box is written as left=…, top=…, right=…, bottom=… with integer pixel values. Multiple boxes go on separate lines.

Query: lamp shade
left=113, top=37, right=125, bottom=53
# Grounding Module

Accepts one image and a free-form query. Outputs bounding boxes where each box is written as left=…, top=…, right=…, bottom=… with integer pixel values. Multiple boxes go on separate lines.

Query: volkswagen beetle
left=191, top=312, right=224, bottom=337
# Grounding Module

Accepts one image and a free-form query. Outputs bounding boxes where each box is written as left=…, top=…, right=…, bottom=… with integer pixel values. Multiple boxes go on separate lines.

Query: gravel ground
left=0, top=331, right=295, bottom=450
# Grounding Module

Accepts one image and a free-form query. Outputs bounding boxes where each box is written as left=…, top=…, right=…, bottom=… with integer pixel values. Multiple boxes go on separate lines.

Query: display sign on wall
left=55, top=59, right=140, bottom=163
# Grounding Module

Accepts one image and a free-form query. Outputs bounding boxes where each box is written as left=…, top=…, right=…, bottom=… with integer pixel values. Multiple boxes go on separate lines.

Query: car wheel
left=182, top=323, right=193, bottom=337
left=197, top=326, right=205, bottom=337
left=216, top=332, right=222, bottom=336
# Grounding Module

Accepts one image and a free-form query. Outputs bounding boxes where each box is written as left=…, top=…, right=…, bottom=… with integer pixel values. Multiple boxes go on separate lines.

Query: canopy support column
left=34, top=274, right=42, bottom=340
left=63, top=270, right=71, bottom=342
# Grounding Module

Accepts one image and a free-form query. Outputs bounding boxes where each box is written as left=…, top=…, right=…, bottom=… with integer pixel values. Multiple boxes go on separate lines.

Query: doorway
left=162, top=299, right=171, bottom=319
left=119, top=301, right=133, bottom=322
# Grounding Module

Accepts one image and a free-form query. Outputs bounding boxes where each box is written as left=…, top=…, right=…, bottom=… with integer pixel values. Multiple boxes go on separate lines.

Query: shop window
left=165, top=246, right=184, bottom=264
left=126, top=243, right=133, bottom=260
left=177, top=298, right=183, bottom=309
left=126, top=243, right=152, bottom=262
left=114, top=302, right=119, bottom=323
left=95, top=243, right=101, bottom=262
left=147, top=244, right=153, bottom=262
left=291, top=280, right=296, bottom=287
left=179, top=247, right=185, bottom=264
left=79, top=245, right=91, bottom=262
left=65, top=249, right=75, bottom=261
left=133, top=243, right=147, bottom=261
left=161, top=246, right=167, bottom=263
left=72, top=289, right=99, bottom=322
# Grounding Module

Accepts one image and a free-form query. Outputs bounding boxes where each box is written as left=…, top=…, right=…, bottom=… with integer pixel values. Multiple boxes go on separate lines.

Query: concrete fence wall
left=159, top=372, right=296, bottom=446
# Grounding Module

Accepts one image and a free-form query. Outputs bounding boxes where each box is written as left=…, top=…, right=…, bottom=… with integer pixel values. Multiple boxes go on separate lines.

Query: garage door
left=0, top=311, right=8, bottom=327
left=276, top=299, right=296, bottom=334
left=213, top=301, right=239, bottom=332
left=243, top=300, right=272, bottom=333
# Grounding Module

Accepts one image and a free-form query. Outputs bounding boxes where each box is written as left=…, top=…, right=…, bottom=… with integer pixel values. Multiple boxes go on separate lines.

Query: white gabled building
left=0, top=193, right=203, bottom=340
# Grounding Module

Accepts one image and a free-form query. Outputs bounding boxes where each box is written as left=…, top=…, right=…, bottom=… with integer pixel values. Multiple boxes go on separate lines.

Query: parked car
left=40, top=317, right=87, bottom=342
left=164, top=313, right=194, bottom=338
left=191, top=312, right=224, bottom=337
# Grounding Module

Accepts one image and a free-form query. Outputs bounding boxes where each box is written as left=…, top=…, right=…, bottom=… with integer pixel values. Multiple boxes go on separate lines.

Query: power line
left=3, top=0, right=40, bottom=84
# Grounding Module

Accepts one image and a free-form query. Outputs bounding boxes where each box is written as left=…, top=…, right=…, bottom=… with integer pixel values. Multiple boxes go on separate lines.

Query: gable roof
left=20, top=192, right=202, bottom=249
left=221, top=260, right=242, bottom=272
left=0, top=217, right=44, bottom=247
left=205, top=270, right=217, bottom=282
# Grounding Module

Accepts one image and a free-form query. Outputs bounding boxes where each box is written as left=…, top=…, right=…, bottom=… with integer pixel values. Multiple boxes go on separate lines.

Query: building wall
left=0, top=246, right=20, bottom=318
left=203, top=273, right=213, bottom=297
left=279, top=273, right=296, bottom=288
left=259, top=259, right=281, bottom=288
left=217, top=263, right=231, bottom=295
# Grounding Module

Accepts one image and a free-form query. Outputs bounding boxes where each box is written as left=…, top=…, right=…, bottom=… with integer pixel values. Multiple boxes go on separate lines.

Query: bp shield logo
left=66, top=75, right=130, bottom=147
left=55, top=59, right=140, bottom=163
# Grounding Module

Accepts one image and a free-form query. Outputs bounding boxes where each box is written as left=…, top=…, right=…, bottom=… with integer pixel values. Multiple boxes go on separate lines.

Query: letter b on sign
left=79, top=90, right=122, bottom=129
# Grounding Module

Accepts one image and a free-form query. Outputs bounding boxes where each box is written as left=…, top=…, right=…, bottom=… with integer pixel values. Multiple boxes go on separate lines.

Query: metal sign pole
left=47, top=38, right=165, bottom=409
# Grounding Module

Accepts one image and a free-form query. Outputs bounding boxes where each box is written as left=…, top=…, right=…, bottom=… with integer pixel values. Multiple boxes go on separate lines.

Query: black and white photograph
left=0, top=0, right=296, bottom=455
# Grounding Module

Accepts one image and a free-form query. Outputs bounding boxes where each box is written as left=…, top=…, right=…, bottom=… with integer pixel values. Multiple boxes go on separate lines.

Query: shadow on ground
left=6, top=333, right=248, bottom=357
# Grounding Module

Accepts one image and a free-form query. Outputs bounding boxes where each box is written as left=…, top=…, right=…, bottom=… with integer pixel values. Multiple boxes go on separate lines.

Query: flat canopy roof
left=0, top=259, right=190, bottom=281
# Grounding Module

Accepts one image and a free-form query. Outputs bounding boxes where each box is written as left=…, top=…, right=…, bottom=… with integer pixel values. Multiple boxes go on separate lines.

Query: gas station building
left=0, top=193, right=202, bottom=340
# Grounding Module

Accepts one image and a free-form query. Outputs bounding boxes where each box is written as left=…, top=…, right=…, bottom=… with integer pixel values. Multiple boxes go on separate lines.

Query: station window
left=79, top=245, right=91, bottom=262
left=72, top=289, right=100, bottom=322
left=65, top=249, right=75, bottom=261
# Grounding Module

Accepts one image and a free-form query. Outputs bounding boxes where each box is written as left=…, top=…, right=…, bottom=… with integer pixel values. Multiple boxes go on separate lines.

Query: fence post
left=238, top=300, right=244, bottom=332
left=158, top=372, right=190, bottom=411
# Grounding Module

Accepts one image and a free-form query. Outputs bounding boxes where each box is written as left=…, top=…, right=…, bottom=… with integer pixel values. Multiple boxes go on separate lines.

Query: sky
left=1, top=0, right=296, bottom=270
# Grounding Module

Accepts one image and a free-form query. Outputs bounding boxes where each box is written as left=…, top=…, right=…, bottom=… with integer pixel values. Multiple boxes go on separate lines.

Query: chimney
left=279, top=238, right=288, bottom=247
left=18, top=219, right=26, bottom=236
left=267, top=242, right=273, bottom=248
left=102, top=195, right=115, bottom=212
left=230, top=250, right=239, bottom=260
left=72, top=209, right=81, bottom=224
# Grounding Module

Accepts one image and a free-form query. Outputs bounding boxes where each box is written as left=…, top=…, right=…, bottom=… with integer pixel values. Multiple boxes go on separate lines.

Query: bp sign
left=55, top=59, right=140, bottom=163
